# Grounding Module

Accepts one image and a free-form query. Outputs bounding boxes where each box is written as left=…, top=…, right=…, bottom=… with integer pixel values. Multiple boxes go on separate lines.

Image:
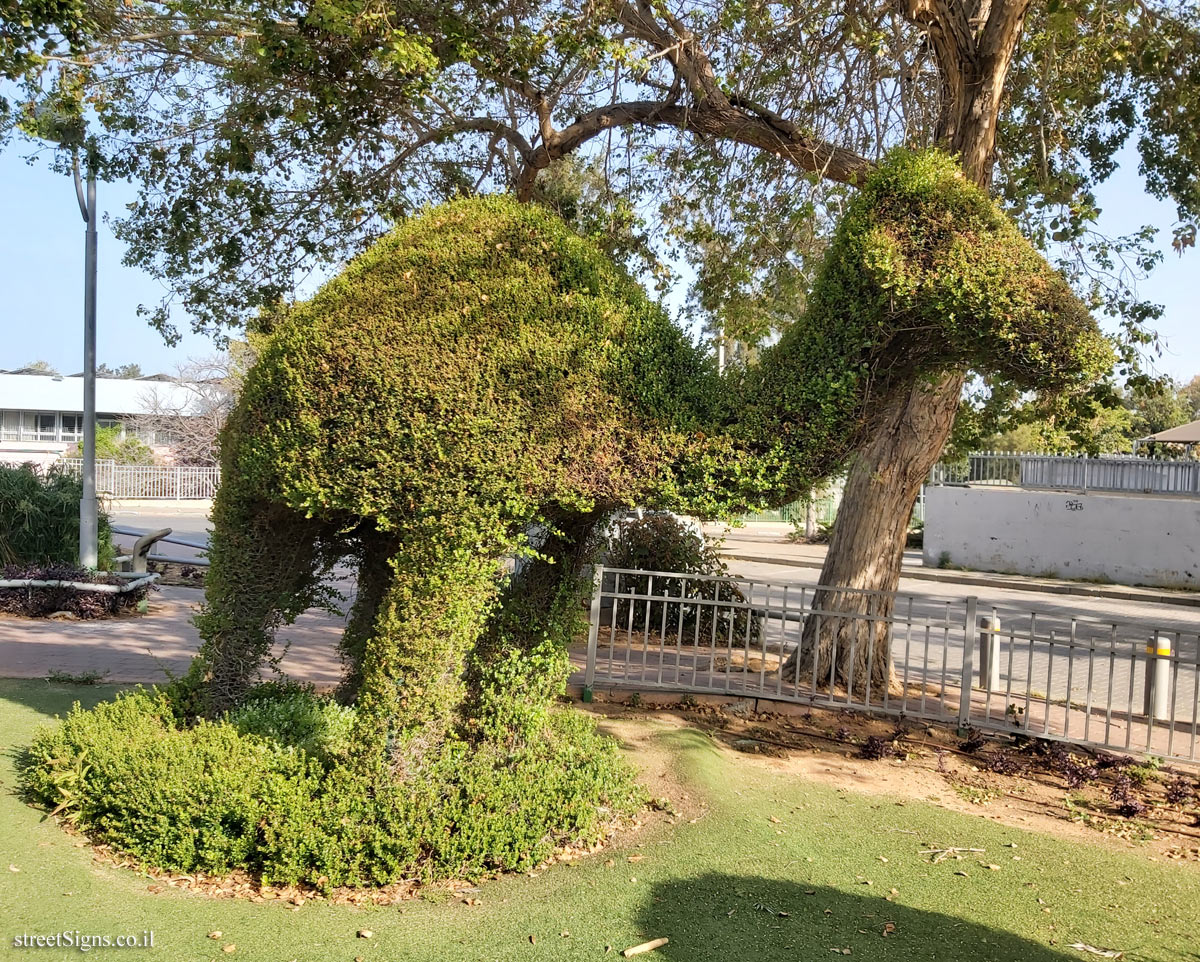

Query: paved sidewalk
left=708, top=523, right=1200, bottom=609
left=0, top=586, right=345, bottom=687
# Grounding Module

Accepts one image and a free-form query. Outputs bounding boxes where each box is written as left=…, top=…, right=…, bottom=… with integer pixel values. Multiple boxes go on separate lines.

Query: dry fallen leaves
left=207, top=931, right=222, bottom=940
left=356, top=929, right=373, bottom=939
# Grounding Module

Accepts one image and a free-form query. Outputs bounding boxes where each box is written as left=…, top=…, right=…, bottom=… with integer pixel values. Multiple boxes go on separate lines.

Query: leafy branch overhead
left=2, top=0, right=1196, bottom=349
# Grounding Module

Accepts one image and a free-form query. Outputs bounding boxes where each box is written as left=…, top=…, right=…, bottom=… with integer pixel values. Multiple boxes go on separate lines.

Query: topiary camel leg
left=335, top=526, right=401, bottom=705
left=352, top=520, right=505, bottom=755
left=481, top=508, right=603, bottom=657
left=191, top=490, right=342, bottom=715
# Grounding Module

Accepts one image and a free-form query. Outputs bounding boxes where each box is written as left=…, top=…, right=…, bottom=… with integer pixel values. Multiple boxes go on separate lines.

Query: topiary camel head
left=743, top=148, right=1114, bottom=494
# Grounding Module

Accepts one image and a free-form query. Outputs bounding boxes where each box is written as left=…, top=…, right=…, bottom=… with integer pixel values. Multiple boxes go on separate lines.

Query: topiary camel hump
left=190, top=195, right=737, bottom=737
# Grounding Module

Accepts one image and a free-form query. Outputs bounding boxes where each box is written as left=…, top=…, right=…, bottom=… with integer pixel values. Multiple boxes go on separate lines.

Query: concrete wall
left=924, top=485, right=1200, bottom=589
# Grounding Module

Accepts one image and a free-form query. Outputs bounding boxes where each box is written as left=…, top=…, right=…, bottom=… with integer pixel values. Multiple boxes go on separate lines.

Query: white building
left=0, top=371, right=197, bottom=469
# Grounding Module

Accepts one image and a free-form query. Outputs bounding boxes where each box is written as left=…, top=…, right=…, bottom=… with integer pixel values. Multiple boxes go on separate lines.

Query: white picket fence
left=59, top=459, right=220, bottom=499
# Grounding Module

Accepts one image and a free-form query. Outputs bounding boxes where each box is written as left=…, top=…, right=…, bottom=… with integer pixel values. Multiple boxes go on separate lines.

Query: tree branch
left=513, top=98, right=873, bottom=200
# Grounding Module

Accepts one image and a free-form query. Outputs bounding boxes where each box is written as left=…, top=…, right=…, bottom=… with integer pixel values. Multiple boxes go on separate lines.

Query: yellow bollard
left=1143, top=634, right=1172, bottom=721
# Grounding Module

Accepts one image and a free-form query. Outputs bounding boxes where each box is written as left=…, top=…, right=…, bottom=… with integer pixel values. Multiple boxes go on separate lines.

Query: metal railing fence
left=59, top=459, right=220, bottom=499
left=930, top=451, right=1200, bottom=497
left=584, top=566, right=1200, bottom=763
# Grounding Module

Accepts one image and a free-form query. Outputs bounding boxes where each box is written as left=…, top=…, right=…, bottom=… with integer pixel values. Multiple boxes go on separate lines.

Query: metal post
left=1143, top=633, right=1171, bottom=722
left=582, top=565, right=604, bottom=702
left=978, top=615, right=1001, bottom=691
left=958, top=597, right=978, bottom=728
left=75, top=157, right=99, bottom=570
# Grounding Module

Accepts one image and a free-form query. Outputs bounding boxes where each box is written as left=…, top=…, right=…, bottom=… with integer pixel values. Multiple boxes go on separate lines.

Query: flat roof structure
left=0, top=372, right=196, bottom=416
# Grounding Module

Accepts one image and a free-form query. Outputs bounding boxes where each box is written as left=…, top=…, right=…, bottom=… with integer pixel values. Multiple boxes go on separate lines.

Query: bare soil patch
left=581, top=695, right=1200, bottom=865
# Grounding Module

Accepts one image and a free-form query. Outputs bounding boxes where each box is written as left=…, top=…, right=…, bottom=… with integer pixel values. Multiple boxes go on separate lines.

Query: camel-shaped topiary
left=188, top=149, right=1110, bottom=744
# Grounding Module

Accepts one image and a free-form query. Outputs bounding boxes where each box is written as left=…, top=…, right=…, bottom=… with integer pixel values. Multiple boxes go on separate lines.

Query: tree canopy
left=3, top=0, right=1197, bottom=361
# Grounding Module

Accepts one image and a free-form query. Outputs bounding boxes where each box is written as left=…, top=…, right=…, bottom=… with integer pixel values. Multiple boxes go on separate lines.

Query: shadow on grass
left=0, top=677, right=126, bottom=726
left=638, top=873, right=1084, bottom=962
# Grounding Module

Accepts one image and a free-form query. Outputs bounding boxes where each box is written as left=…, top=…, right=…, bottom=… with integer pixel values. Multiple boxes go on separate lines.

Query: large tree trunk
left=779, top=0, right=1031, bottom=694
left=782, top=372, right=965, bottom=691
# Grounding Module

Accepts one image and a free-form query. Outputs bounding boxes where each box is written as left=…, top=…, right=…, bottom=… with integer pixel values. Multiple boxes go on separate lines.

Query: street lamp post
left=74, top=154, right=98, bottom=569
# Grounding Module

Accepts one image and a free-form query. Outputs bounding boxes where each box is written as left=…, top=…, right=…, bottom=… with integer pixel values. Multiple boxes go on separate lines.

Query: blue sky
left=0, top=145, right=1196, bottom=381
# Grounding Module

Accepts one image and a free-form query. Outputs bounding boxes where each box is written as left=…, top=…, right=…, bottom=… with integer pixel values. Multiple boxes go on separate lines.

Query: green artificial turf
left=2, top=679, right=1198, bottom=962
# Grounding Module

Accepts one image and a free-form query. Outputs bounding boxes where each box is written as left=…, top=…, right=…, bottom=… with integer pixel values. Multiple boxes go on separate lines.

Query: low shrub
left=0, top=565, right=153, bottom=618
left=0, top=464, right=113, bottom=568
left=227, top=683, right=356, bottom=766
left=788, top=518, right=835, bottom=545
left=62, top=425, right=155, bottom=466
left=1110, top=774, right=1147, bottom=818
left=1165, top=776, right=1197, bottom=806
left=604, top=513, right=760, bottom=643
left=19, top=687, right=643, bottom=887
left=858, top=735, right=897, bottom=760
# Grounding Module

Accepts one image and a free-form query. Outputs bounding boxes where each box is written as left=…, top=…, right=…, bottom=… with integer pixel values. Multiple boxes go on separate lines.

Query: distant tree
left=1127, top=379, right=1194, bottom=437
left=1180, top=375, right=1200, bottom=420
left=130, top=353, right=242, bottom=466
left=95, top=363, right=143, bottom=379
left=20, top=360, right=58, bottom=375
left=953, top=379, right=1135, bottom=457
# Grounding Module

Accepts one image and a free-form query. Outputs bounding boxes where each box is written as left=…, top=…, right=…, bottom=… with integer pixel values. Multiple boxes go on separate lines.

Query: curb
left=720, top=552, right=1200, bottom=609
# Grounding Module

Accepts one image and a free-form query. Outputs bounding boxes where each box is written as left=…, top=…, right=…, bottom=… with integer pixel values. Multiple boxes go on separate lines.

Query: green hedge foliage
left=191, top=192, right=770, bottom=732
left=0, top=464, right=113, bottom=568
left=20, top=687, right=643, bottom=887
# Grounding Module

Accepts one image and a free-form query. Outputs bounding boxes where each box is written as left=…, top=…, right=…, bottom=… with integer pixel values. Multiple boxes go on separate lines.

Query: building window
left=0, top=411, right=18, bottom=441
left=20, top=412, right=58, bottom=441
left=35, top=412, right=58, bottom=441
left=60, top=414, right=83, bottom=442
